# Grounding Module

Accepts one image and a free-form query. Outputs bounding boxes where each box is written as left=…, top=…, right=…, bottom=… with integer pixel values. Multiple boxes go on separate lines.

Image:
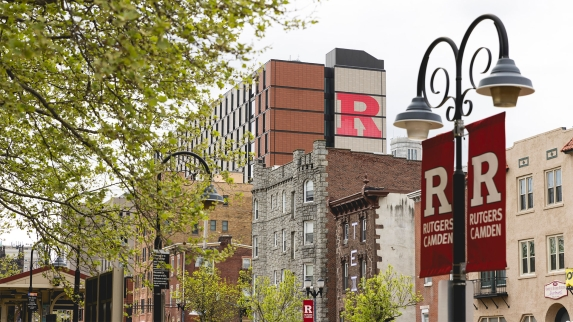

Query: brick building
left=161, top=235, right=252, bottom=322
left=328, top=177, right=418, bottom=321
left=182, top=48, right=387, bottom=183
left=251, top=140, right=420, bottom=321
left=129, top=174, right=253, bottom=322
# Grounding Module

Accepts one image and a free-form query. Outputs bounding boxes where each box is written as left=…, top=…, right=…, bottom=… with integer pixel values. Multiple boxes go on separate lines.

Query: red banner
left=303, top=299, right=314, bottom=322
left=420, top=131, right=454, bottom=277
left=466, top=112, right=506, bottom=272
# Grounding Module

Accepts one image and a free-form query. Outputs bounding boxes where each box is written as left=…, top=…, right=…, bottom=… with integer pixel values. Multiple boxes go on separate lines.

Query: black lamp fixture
left=304, top=278, right=324, bottom=322
left=394, top=15, right=534, bottom=141
left=393, top=14, right=533, bottom=322
left=304, top=278, right=325, bottom=298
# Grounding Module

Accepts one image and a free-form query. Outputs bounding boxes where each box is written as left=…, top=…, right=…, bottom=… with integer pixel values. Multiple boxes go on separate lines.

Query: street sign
left=303, top=299, right=314, bottom=322
left=28, top=292, right=38, bottom=311
left=153, top=250, right=170, bottom=289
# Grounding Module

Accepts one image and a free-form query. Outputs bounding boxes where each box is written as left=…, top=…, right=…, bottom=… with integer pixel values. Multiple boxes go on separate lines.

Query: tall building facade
left=468, top=127, right=573, bottom=322
left=183, top=48, right=387, bottom=183
left=251, top=140, right=420, bottom=321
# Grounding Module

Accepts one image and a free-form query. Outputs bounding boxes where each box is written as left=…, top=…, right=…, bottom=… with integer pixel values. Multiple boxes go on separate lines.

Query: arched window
left=304, top=180, right=314, bottom=202
left=254, top=199, right=259, bottom=219
left=282, top=191, right=286, bottom=213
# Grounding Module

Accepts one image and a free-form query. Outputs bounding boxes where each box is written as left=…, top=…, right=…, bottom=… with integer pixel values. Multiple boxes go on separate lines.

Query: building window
left=271, top=194, right=275, bottom=209
left=274, top=232, right=278, bottom=247
left=281, top=269, right=285, bottom=281
left=223, top=195, right=229, bottom=206
left=343, top=261, right=348, bottom=290
left=479, top=317, right=507, bottom=322
left=141, top=299, right=145, bottom=313
left=360, top=257, right=366, bottom=281
left=304, top=264, right=314, bottom=284
left=274, top=270, right=278, bottom=285
left=521, top=316, right=537, bottom=322
left=254, top=199, right=259, bottom=220
left=222, top=221, right=228, bottom=232
left=546, top=168, right=562, bottom=205
left=304, top=180, right=314, bottom=202
left=282, top=191, right=286, bottom=213
left=242, top=258, right=251, bottom=270
left=421, top=310, right=429, bottom=322
left=170, top=256, right=174, bottom=277
left=192, top=224, right=199, bottom=235
left=343, top=223, right=349, bottom=243
left=210, top=220, right=216, bottom=231
left=424, top=277, right=432, bottom=286
left=548, top=234, right=564, bottom=272
left=304, top=221, right=314, bottom=244
left=253, top=236, right=258, bottom=258
left=291, top=232, right=295, bottom=259
left=291, top=191, right=295, bottom=218
left=361, top=217, right=366, bottom=242
left=520, top=239, right=535, bottom=275
left=407, top=148, right=417, bottom=160
left=282, top=229, right=286, bottom=252
left=519, top=176, right=534, bottom=211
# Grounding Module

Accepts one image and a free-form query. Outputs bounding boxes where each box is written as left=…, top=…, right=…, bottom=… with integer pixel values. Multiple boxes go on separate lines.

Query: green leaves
left=0, top=0, right=322, bottom=274
left=342, top=265, right=422, bottom=322
left=240, top=270, right=304, bottom=322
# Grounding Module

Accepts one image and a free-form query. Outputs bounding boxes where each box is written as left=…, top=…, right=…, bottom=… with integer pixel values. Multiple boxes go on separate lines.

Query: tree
left=179, top=266, right=241, bottom=322
left=342, top=265, right=422, bottom=322
left=240, top=269, right=304, bottom=322
left=0, top=252, right=23, bottom=279
left=0, top=0, right=320, bottom=270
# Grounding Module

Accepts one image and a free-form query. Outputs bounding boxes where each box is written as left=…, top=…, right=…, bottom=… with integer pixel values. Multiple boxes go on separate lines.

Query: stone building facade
left=252, top=140, right=421, bottom=321
left=328, top=179, right=417, bottom=321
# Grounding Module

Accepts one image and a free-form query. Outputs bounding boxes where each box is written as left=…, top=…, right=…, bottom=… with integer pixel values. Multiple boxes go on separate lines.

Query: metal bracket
left=500, top=296, right=510, bottom=308
left=568, top=287, right=573, bottom=296
left=453, top=119, right=465, bottom=137
left=478, top=298, right=488, bottom=309
left=474, top=303, right=478, bottom=310
left=489, top=297, right=499, bottom=309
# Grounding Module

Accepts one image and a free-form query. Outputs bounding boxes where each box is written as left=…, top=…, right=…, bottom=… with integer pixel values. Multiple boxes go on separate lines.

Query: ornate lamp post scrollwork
left=394, top=14, right=534, bottom=321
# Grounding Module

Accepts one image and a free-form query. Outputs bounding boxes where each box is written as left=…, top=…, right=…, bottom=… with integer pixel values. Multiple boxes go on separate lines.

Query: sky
left=252, top=0, right=573, bottom=148
left=3, top=0, right=572, bottom=244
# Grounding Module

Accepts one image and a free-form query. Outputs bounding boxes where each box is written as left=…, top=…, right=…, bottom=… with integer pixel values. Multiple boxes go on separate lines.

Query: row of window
left=254, top=224, right=315, bottom=259
left=520, top=234, right=564, bottom=275
left=271, top=264, right=315, bottom=285
left=342, top=218, right=367, bottom=243
left=341, top=257, right=367, bottom=291
left=253, top=180, right=314, bottom=219
left=518, top=168, right=562, bottom=211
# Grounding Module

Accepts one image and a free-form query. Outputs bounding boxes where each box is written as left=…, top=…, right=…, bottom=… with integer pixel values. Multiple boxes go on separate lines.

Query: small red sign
left=303, top=299, right=314, bottom=322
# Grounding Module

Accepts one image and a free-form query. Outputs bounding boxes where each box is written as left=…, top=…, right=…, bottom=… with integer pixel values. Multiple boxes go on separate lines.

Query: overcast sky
left=3, top=1, right=571, bottom=244
left=255, top=0, right=573, bottom=148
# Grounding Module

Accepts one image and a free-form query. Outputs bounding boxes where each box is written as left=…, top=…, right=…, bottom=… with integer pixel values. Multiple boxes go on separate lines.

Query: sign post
left=303, top=299, right=314, bottom=322
left=153, top=250, right=170, bottom=289
left=28, top=292, right=38, bottom=312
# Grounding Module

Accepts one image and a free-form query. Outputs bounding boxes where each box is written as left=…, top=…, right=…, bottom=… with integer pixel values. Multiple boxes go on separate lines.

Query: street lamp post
left=394, top=14, right=533, bottom=321
left=154, top=151, right=223, bottom=322
left=72, top=247, right=80, bottom=322
left=304, top=278, right=324, bottom=322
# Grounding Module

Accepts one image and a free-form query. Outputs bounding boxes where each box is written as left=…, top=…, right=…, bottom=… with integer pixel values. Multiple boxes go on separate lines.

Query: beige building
left=470, top=127, right=573, bottom=322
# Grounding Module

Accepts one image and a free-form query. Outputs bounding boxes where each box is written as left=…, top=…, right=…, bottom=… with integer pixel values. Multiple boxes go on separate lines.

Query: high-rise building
left=183, top=48, right=387, bottom=183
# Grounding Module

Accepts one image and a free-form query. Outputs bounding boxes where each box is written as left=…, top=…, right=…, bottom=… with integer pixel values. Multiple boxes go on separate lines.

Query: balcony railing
left=471, top=277, right=508, bottom=298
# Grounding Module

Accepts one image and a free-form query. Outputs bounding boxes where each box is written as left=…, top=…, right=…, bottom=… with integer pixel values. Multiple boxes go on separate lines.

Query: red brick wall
left=325, top=149, right=421, bottom=321
left=271, top=87, right=323, bottom=111
left=270, top=60, right=324, bottom=90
